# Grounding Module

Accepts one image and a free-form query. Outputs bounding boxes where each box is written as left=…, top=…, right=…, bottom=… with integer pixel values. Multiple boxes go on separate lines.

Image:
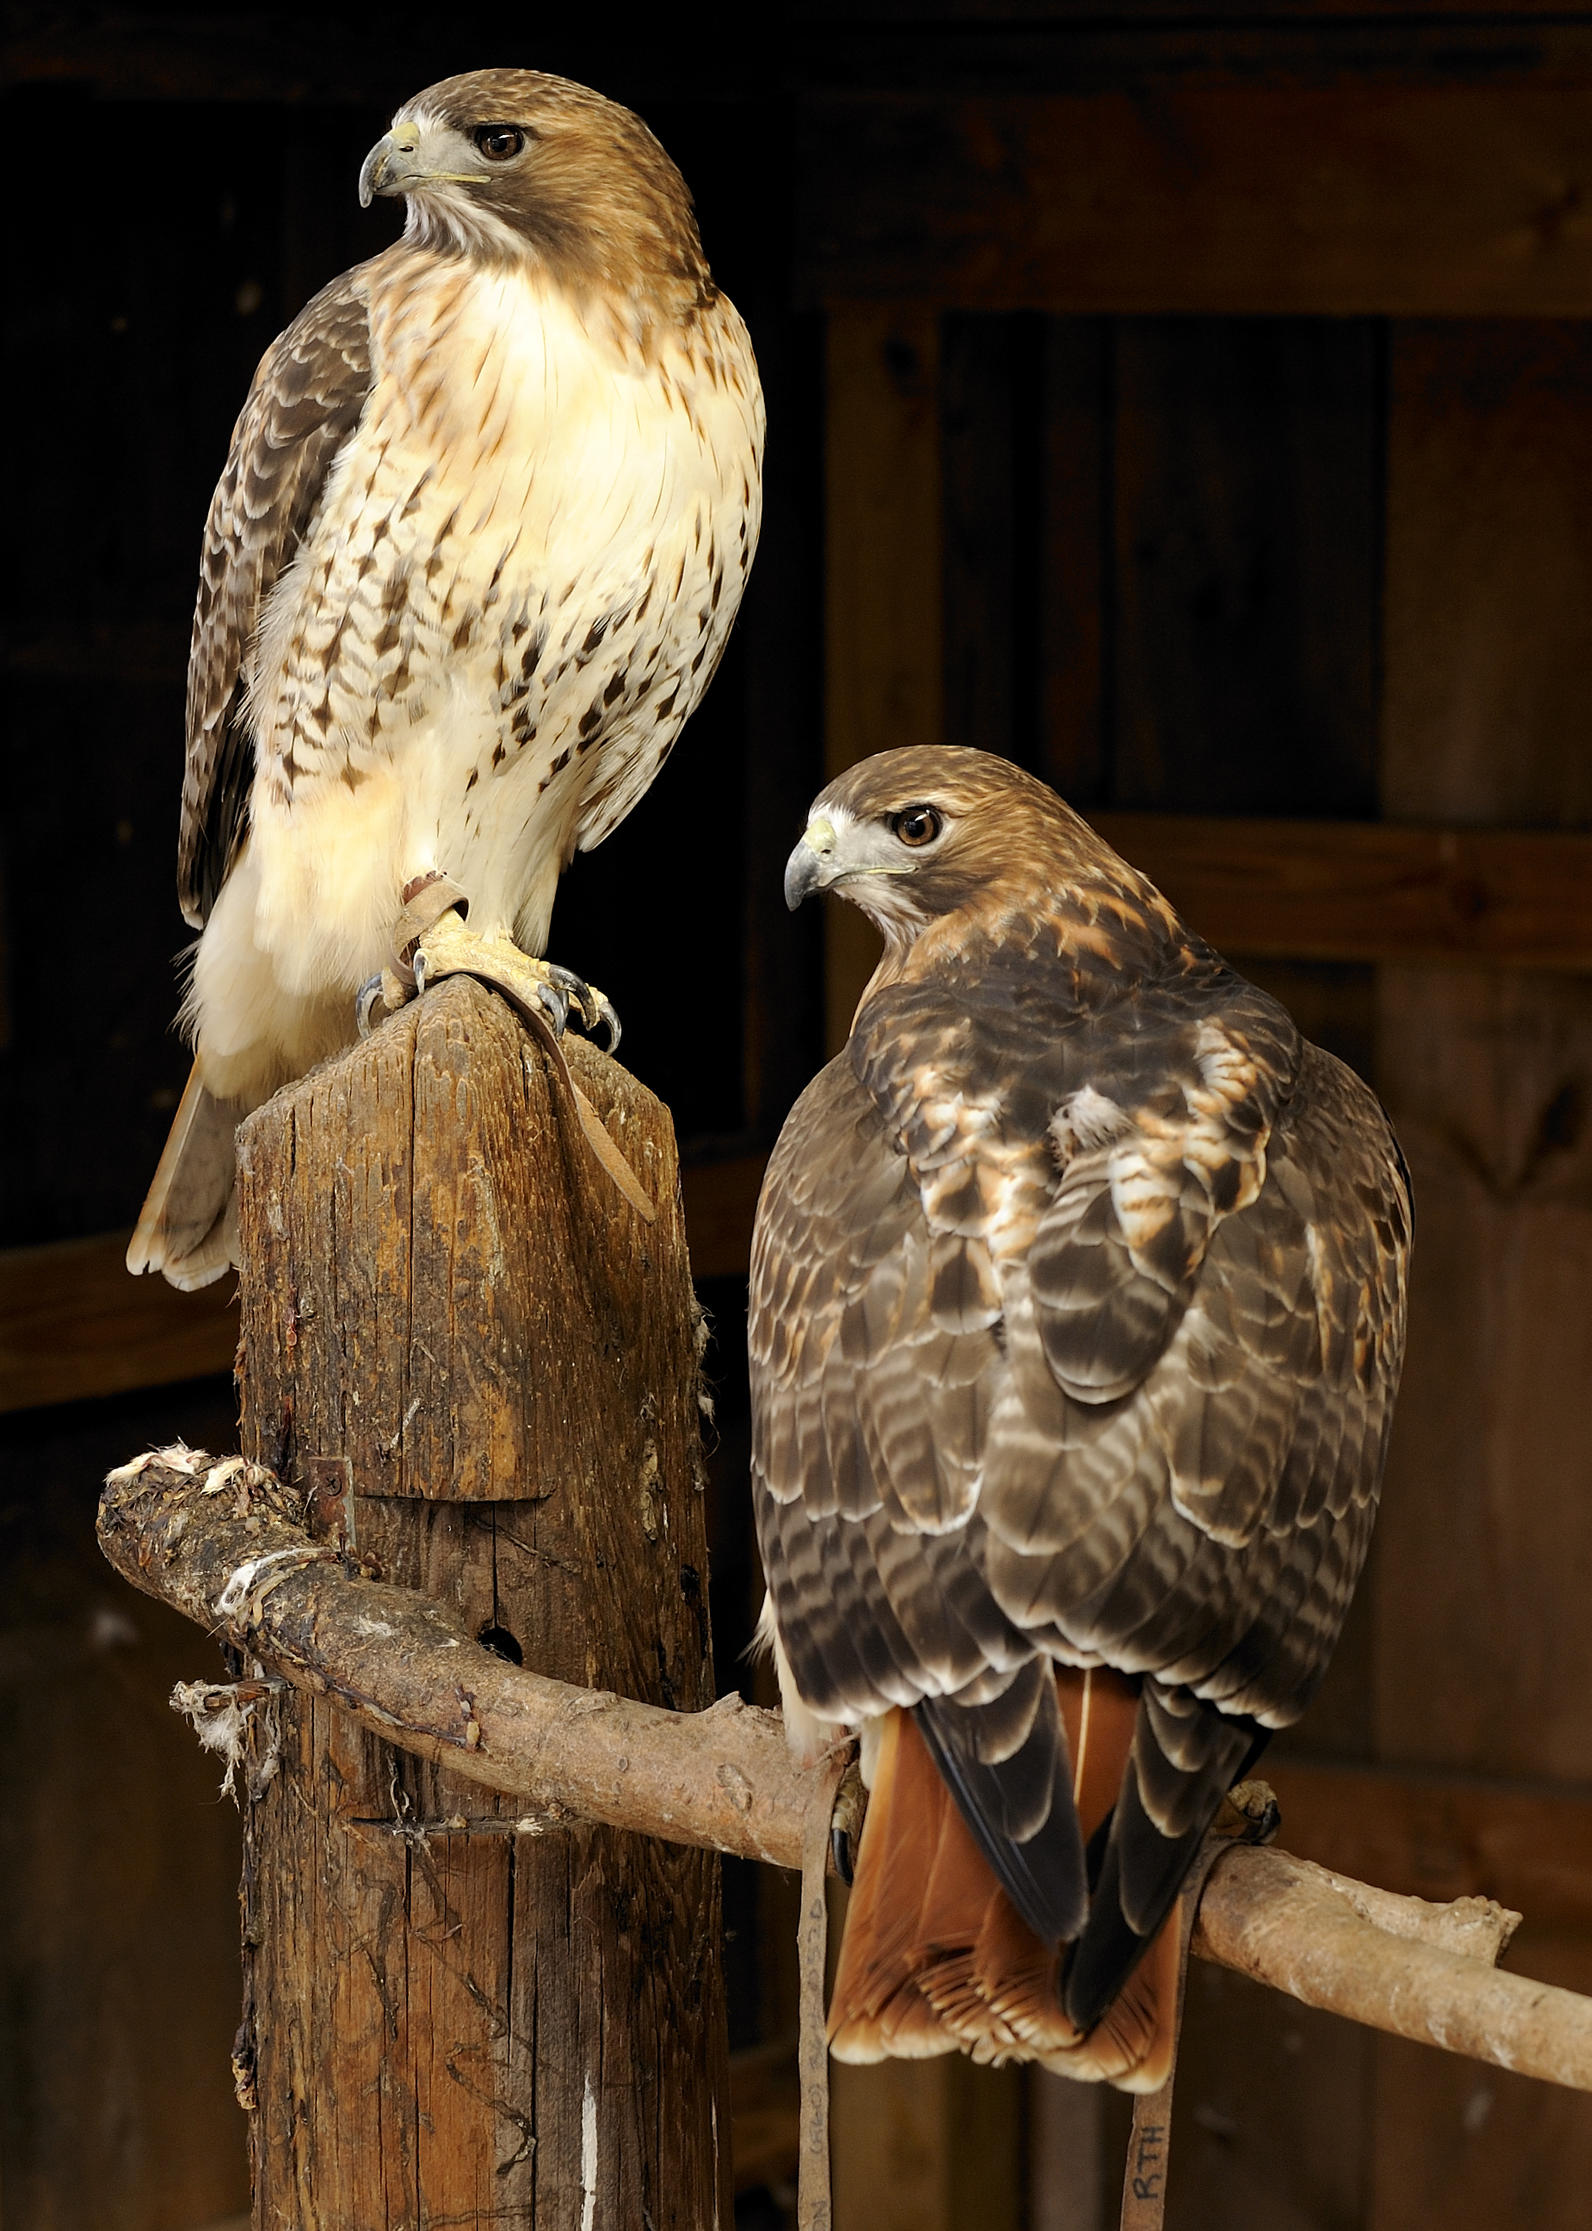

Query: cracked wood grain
left=126, top=978, right=732, bottom=2231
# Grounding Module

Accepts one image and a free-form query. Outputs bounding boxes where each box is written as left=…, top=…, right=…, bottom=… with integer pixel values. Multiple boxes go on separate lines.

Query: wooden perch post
left=222, top=977, right=729, bottom=2229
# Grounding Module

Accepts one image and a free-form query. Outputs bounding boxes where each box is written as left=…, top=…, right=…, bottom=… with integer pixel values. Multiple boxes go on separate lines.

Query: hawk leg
left=355, top=875, right=621, bottom=1051
left=413, top=916, right=621, bottom=1052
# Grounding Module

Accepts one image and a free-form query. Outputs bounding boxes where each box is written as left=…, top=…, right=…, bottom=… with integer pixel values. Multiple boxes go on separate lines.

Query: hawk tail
left=127, top=1065, right=240, bottom=1291
left=828, top=1673, right=1180, bottom=2090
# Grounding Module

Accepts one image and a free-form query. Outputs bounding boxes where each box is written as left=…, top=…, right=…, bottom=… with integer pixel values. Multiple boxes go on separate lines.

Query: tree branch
left=99, top=1445, right=1592, bottom=2094
left=1191, top=1843, right=1591, bottom=2085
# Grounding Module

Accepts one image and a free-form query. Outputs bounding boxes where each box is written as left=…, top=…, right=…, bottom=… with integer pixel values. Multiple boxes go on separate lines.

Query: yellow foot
left=416, top=919, right=620, bottom=1051
left=354, top=879, right=620, bottom=1052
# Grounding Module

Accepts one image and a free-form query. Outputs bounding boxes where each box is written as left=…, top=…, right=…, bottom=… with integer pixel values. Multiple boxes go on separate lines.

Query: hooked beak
left=359, top=122, right=424, bottom=208
left=784, top=818, right=838, bottom=911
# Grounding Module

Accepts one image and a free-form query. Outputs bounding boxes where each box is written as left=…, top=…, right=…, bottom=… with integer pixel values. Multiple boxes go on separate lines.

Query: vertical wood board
left=1382, top=321, right=1592, bottom=831
left=823, top=304, right=943, bottom=1052
left=831, top=2055, right=1022, bottom=2231
left=0, top=1384, right=249, bottom=2231
left=1368, top=1926, right=1592, bottom=2230
left=1037, top=318, right=1110, bottom=810
left=940, top=311, right=1018, bottom=760
left=1112, top=318, right=1380, bottom=816
left=1372, top=969, right=1592, bottom=1779
left=1166, top=1967, right=1370, bottom=2231
left=1372, top=317, right=1592, bottom=2223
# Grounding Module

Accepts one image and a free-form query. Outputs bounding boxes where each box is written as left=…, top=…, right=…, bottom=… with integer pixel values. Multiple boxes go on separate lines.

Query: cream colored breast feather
left=234, top=249, right=760, bottom=1012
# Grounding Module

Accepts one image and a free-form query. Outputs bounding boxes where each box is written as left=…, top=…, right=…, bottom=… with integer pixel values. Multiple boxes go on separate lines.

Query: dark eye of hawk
left=474, top=125, right=527, bottom=162
left=891, top=805, right=943, bottom=849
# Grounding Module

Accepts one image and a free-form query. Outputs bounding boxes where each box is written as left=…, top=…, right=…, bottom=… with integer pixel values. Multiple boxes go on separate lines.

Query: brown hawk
left=750, top=749, right=1410, bottom=2085
left=129, top=68, right=763, bottom=1288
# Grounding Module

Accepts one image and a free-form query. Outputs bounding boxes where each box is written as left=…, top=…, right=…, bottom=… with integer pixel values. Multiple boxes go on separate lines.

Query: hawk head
left=786, top=748, right=1092, bottom=921
left=785, top=746, right=1187, bottom=976
left=360, top=68, right=711, bottom=304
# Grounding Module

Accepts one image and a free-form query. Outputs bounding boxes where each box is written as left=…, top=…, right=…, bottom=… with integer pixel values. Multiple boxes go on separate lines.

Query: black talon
left=534, top=976, right=570, bottom=1037
left=356, top=973, right=386, bottom=1038
left=831, top=1821, right=855, bottom=1885
left=544, top=963, right=590, bottom=1009
left=593, top=993, right=622, bottom=1055
left=544, top=965, right=621, bottom=1052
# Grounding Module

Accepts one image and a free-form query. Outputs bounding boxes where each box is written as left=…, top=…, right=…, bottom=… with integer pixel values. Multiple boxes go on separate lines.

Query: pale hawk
left=130, top=68, right=763, bottom=1288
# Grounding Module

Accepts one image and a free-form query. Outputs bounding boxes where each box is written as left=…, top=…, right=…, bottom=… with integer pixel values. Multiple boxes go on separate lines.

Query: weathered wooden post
left=229, top=975, right=728, bottom=2228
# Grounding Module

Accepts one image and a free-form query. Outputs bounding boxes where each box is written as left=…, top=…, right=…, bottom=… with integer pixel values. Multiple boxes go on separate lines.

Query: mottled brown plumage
left=751, top=748, right=1410, bottom=2083
left=132, top=68, right=763, bottom=1288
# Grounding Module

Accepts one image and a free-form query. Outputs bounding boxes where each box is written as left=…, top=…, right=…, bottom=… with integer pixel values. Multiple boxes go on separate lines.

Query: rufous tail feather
left=828, top=1671, right=1179, bottom=2090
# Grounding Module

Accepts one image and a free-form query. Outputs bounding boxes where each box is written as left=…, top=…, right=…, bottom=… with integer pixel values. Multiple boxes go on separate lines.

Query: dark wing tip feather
left=182, top=716, right=254, bottom=926
left=914, top=1685, right=1089, bottom=1947
left=1063, top=1691, right=1258, bottom=2034
left=1063, top=1797, right=1203, bottom=2036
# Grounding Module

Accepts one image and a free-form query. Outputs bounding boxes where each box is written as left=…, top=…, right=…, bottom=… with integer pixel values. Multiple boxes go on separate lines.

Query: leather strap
left=413, top=910, right=656, bottom=1223
left=392, top=873, right=471, bottom=981
left=1118, top=1845, right=1221, bottom=2231
left=1119, top=1783, right=1281, bottom=2231
left=797, top=1744, right=858, bottom=2231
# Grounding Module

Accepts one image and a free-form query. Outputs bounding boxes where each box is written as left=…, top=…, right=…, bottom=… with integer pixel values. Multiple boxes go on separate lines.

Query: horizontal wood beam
left=10, top=802, right=1588, bottom=1415
left=798, top=84, right=1592, bottom=314
left=0, top=1231, right=239, bottom=1413
left=794, top=6, right=1592, bottom=24
left=1264, top=1755, right=1592, bottom=1931
left=0, top=1154, right=768, bottom=1415
left=2, top=23, right=766, bottom=106
left=1092, top=813, right=1592, bottom=972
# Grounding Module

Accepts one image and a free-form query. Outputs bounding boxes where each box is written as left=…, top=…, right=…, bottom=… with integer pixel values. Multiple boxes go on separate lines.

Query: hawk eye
left=891, top=805, right=943, bottom=849
left=474, top=125, right=526, bottom=162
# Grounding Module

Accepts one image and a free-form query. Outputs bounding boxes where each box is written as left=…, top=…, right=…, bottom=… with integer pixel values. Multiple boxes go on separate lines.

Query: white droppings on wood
left=580, top=2072, right=598, bottom=2231
left=215, top=1543, right=339, bottom=1621
left=637, top=1434, right=661, bottom=1541
left=385, top=1395, right=423, bottom=1454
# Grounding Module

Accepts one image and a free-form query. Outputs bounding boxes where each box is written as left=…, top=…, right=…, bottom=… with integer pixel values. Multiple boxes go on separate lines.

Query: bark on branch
left=99, top=1444, right=1592, bottom=2095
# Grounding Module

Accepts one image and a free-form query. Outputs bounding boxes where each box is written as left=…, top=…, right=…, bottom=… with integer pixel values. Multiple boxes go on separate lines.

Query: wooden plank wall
left=815, top=154, right=1592, bottom=2231
left=1369, top=322, right=1592, bottom=2228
